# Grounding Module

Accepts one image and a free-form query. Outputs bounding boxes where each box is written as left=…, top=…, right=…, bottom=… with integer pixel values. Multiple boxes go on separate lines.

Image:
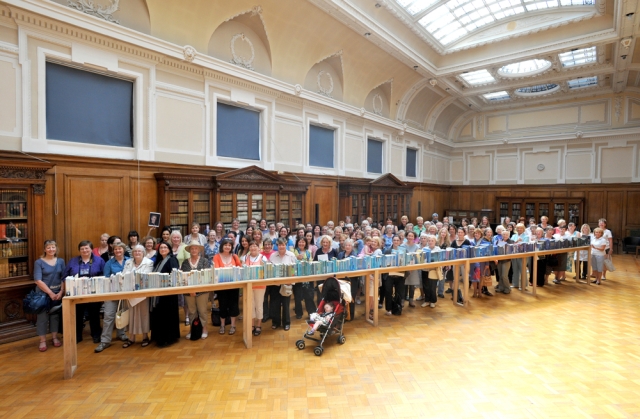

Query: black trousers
left=263, top=286, right=274, bottom=320
left=269, top=286, right=291, bottom=327
left=420, top=271, right=438, bottom=304
left=384, top=275, right=405, bottom=311
left=347, top=276, right=361, bottom=319
left=293, top=283, right=316, bottom=318
left=76, top=302, right=102, bottom=342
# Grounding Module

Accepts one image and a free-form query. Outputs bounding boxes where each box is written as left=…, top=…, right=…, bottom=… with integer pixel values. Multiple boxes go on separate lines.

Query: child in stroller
left=296, top=276, right=347, bottom=356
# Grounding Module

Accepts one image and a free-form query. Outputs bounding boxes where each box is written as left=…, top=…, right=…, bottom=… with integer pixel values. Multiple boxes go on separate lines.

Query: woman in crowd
left=150, top=242, right=180, bottom=347
left=598, top=218, right=612, bottom=280
left=312, top=224, right=322, bottom=247
left=142, top=236, right=157, bottom=262
left=93, top=233, right=109, bottom=258
left=204, top=230, right=219, bottom=260
left=183, top=222, right=206, bottom=246
left=313, top=235, right=339, bottom=302
left=213, top=222, right=225, bottom=245
left=367, top=237, right=384, bottom=320
left=101, top=235, right=125, bottom=262
left=261, top=238, right=276, bottom=323
left=269, top=238, right=296, bottom=330
left=235, top=235, right=251, bottom=259
left=382, top=225, right=395, bottom=249
left=552, top=225, right=570, bottom=284
left=213, top=239, right=242, bottom=335
left=470, top=228, right=493, bottom=297
left=397, top=215, right=409, bottom=232
left=64, top=240, right=105, bottom=344
left=590, top=227, right=607, bottom=285
left=33, top=240, right=65, bottom=352
left=242, top=240, right=268, bottom=336
left=170, top=230, right=190, bottom=324
left=305, top=230, right=318, bottom=257
left=181, top=240, right=211, bottom=339
left=403, top=231, right=420, bottom=307
left=510, top=223, right=528, bottom=289
left=275, top=226, right=295, bottom=250
left=128, top=231, right=140, bottom=249
left=576, top=224, right=591, bottom=280
left=479, top=216, right=490, bottom=229
left=494, top=230, right=513, bottom=294
left=448, top=225, right=457, bottom=243
left=382, top=236, right=406, bottom=316
left=449, top=227, right=470, bottom=299
left=121, top=245, right=153, bottom=347
left=159, top=227, right=171, bottom=247
left=252, top=229, right=263, bottom=248
left=259, top=219, right=269, bottom=236
left=95, top=242, right=129, bottom=353
left=293, top=237, right=315, bottom=320
left=565, top=222, right=578, bottom=278
left=338, top=238, right=360, bottom=320
left=420, top=235, right=440, bottom=308
left=436, top=227, right=451, bottom=298
left=268, top=223, right=279, bottom=244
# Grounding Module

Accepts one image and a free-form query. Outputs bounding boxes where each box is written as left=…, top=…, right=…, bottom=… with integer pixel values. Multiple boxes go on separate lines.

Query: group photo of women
left=32, top=214, right=612, bottom=352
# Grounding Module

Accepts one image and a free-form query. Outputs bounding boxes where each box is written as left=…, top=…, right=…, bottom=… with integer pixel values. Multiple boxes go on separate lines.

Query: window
left=567, top=76, right=598, bottom=89
left=514, top=83, right=559, bottom=96
left=483, top=91, right=510, bottom=101
left=459, top=69, right=496, bottom=85
left=558, top=46, right=596, bottom=67
left=216, top=102, right=260, bottom=160
left=367, top=139, right=383, bottom=174
left=308, top=125, right=335, bottom=168
left=498, top=59, right=551, bottom=77
left=406, top=148, right=417, bottom=178
left=45, top=62, right=133, bottom=147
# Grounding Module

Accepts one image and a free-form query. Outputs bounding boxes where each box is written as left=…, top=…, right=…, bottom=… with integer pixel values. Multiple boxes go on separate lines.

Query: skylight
left=395, top=0, right=596, bottom=46
left=499, top=59, right=551, bottom=76
left=558, top=46, right=597, bottom=67
left=460, top=69, right=495, bottom=85
left=514, top=83, right=560, bottom=96
left=483, top=91, right=511, bottom=101
left=567, top=76, right=598, bottom=88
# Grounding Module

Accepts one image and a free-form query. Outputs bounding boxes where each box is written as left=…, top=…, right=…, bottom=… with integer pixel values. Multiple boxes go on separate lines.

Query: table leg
left=373, top=271, right=379, bottom=327
left=532, top=253, right=537, bottom=296
left=364, top=273, right=372, bottom=326
left=521, top=256, right=527, bottom=292
left=463, top=260, right=469, bottom=307
left=452, top=265, right=460, bottom=307
left=63, top=298, right=77, bottom=379
left=243, top=283, right=253, bottom=349
left=587, top=247, right=591, bottom=286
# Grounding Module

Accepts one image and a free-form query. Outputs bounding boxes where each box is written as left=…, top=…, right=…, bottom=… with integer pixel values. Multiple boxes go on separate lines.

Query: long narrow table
left=61, top=246, right=589, bottom=379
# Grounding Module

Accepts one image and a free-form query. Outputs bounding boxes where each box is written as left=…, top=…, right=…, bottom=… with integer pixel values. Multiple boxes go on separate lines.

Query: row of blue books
left=64, top=237, right=590, bottom=296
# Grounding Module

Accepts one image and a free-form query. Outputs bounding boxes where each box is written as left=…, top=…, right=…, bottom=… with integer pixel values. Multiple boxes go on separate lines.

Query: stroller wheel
left=337, top=335, right=346, bottom=345
left=314, top=346, right=323, bottom=356
left=295, top=340, right=305, bottom=350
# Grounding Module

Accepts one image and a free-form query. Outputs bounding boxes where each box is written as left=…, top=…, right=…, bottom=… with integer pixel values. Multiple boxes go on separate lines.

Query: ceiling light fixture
left=364, top=32, right=371, bottom=37
left=375, top=3, right=381, bottom=8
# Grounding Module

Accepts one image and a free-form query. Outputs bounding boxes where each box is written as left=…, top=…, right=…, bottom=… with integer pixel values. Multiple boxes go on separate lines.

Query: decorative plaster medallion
left=67, top=0, right=120, bottom=24
left=294, top=84, right=303, bottom=96
left=359, top=108, right=366, bottom=116
left=183, top=45, right=196, bottom=62
left=575, top=131, right=583, bottom=138
left=230, top=33, right=255, bottom=71
left=317, top=70, right=334, bottom=97
left=251, top=6, right=262, bottom=16
left=537, top=164, right=545, bottom=171
left=372, top=94, right=383, bottom=115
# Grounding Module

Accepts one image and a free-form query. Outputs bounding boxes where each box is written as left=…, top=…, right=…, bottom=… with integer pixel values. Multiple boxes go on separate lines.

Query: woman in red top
left=213, top=238, right=242, bottom=335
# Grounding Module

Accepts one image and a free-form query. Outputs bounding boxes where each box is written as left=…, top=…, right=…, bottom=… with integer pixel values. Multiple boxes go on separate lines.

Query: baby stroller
left=295, top=276, right=350, bottom=356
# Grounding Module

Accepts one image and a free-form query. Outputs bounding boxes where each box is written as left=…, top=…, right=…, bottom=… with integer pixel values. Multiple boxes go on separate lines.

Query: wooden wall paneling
left=472, top=191, right=484, bottom=209
left=129, top=175, right=158, bottom=235
left=625, top=192, right=640, bottom=235
left=586, top=191, right=605, bottom=224
left=43, top=173, right=55, bottom=249
left=605, top=191, right=624, bottom=238
left=64, top=175, right=126, bottom=258
left=311, top=183, right=337, bottom=225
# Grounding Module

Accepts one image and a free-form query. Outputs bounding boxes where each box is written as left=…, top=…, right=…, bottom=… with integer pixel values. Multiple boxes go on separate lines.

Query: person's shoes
left=271, top=325, right=279, bottom=330
left=552, top=279, right=561, bottom=284
left=94, top=342, right=110, bottom=353
left=356, top=298, right=361, bottom=305
left=591, top=280, right=598, bottom=284
left=429, top=303, right=435, bottom=308
left=404, top=296, right=410, bottom=301
left=378, top=304, right=383, bottom=309
left=307, top=330, right=314, bottom=336
left=409, top=301, right=416, bottom=307
left=438, top=294, right=444, bottom=299
left=201, top=331, right=208, bottom=339
left=219, top=326, right=225, bottom=334
left=39, top=341, right=47, bottom=352
left=122, top=340, right=134, bottom=348
left=185, top=317, right=190, bottom=326
left=420, top=302, right=428, bottom=308
left=52, top=338, right=62, bottom=347
left=229, top=326, right=236, bottom=335
left=185, top=333, right=191, bottom=340
left=92, top=336, right=101, bottom=344
left=118, top=335, right=128, bottom=342
left=445, top=289, right=453, bottom=294
left=253, top=327, right=261, bottom=336
left=482, top=289, right=493, bottom=296
left=385, top=311, right=392, bottom=316
left=295, top=315, right=302, bottom=319
left=262, top=317, right=270, bottom=323
left=601, top=277, right=606, bottom=281
left=238, top=315, right=243, bottom=320
left=416, top=295, right=425, bottom=301
left=284, top=325, right=290, bottom=331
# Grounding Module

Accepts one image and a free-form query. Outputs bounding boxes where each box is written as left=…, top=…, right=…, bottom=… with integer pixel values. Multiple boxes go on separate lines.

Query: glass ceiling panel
left=567, top=76, right=598, bottom=88
left=396, top=0, right=595, bottom=46
left=499, top=59, right=551, bottom=75
left=558, top=46, right=597, bottom=67
left=459, top=69, right=496, bottom=85
left=483, top=91, right=510, bottom=100
left=515, top=83, right=559, bottom=94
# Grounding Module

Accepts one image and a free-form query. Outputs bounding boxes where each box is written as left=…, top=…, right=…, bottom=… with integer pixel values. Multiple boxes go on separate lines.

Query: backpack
left=189, top=317, right=203, bottom=340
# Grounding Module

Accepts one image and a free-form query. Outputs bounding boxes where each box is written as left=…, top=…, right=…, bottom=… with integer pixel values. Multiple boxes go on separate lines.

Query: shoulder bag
left=481, top=266, right=493, bottom=288
left=115, top=299, right=130, bottom=329
left=280, top=284, right=293, bottom=297
left=603, top=256, right=615, bottom=272
left=23, top=290, right=50, bottom=314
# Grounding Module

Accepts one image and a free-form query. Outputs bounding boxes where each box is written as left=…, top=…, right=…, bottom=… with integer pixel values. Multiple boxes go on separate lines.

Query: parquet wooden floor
left=1, top=256, right=639, bottom=419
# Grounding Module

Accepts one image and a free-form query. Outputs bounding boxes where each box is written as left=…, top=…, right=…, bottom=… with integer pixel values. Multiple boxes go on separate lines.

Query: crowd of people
left=32, top=213, right=613, bottom=352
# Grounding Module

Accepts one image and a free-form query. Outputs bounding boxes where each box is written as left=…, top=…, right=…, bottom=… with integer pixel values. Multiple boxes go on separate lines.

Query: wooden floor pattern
left=1, top=255, right=640, bottom=418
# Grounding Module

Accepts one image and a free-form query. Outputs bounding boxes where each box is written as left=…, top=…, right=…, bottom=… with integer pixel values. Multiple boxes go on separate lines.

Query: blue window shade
left=309, top=125, right=334, bottom=168
left=46, top=62, right=133, bottom=147
left=367, top=139, right=383, bottom=174
left=406, top=148, right=417, bottom=178
left=216, top=102, right=260, bottom=160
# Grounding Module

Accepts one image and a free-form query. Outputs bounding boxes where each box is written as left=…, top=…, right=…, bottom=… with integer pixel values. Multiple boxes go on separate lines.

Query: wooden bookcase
left=340, top=174, right=413, bottom=225
left=496, top=197, right=583, bottom=226
left=0, top=161, right=50, bottom=344
left=155, top=174, right=215, bottom=238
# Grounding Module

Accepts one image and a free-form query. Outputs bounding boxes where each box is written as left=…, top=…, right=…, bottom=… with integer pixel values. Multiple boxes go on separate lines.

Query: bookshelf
left=340, top=174, right=413, bottom=225
left=0, top=189, right=29, bottom=280
left=495, top=197, right=582, bottom=226
left=155, top=174, right=215, bottom=238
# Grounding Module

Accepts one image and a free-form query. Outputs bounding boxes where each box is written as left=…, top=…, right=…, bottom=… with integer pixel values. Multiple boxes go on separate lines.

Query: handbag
left=115, top=300, right=130, bottom=329
left=210, top=306, right=230, bottom=326
left=603, top=257, right=615, bottom=272
left=481, top=266, right=493, bottom=287
left=23, top=290, right=51, bottom=314
left=427, top=267, right=443, bottom=280
left=280, top=284, right=293, bottom=297
left=189, top=317, right=203, bottom=340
